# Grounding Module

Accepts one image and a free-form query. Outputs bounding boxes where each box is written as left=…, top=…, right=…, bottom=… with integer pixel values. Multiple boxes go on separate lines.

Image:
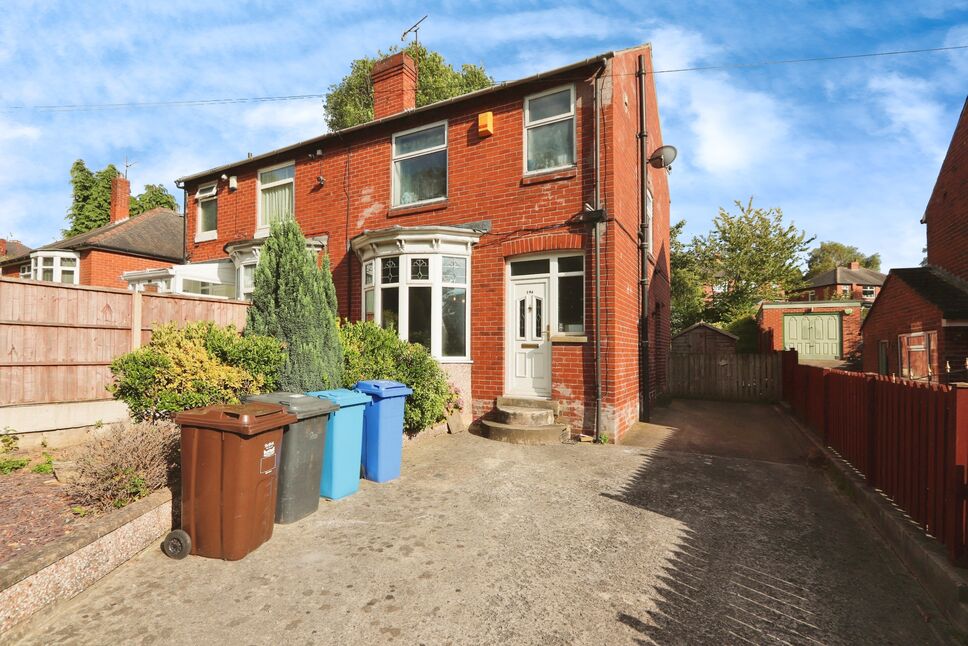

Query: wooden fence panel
left=668, top=352, right=782, bottom=402
left=786, top=356, right=968, bottom=564
left=0, top=278, right=249, bottom=406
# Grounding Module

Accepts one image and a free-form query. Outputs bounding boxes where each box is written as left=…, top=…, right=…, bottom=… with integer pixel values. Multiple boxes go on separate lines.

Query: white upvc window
left=392, top=121, right=448, bottom=207
left=30, top=251, right=79, bottom=285
left=524, top=85, right=576, bottom=174
left=362, top=253, right=470, bottom=360
left=509, top=253, right=585, bottom=334
left=862, top=285, right=876, bottom=298
left=195, top=182, right=218, bottom=242
left=257, top=161, right=295, bottom=237
left=18, top=264, right=29, bottom=279
left=239, top=263, right=257, bottom=301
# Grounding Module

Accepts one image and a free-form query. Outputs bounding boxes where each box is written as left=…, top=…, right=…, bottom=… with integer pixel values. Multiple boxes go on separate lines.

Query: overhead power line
left=1, top=44, right=965, bottom=113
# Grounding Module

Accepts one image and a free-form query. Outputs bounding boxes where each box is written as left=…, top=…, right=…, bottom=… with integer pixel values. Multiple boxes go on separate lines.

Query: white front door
left=507, top=278, right=552, bottom=397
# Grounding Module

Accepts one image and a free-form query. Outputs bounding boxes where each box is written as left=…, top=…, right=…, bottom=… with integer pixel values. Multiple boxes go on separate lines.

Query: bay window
left=30, top=251, right=79, bottom=285
left=524, top=86, right=575, bottom=173
left=392, top=122, right=447, bottom=206
left=353, top=226, right=482, bottom=361
left=257, top=162, right=295, bottom=235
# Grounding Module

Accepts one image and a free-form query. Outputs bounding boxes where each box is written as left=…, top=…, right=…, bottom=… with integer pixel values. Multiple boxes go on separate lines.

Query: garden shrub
left=340, top=320, right=457, bottom=435
left=68, top=422, right=179, bottom=512
left=726, top=315, right=760, bottom=353
left=245, top=217, right=343, bottom=391
left=109, top=322, right=284, bottom=421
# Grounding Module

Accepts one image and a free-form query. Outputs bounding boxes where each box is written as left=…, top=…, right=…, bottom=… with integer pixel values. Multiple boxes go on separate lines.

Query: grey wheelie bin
left=244, top=392, right=339, bottom=524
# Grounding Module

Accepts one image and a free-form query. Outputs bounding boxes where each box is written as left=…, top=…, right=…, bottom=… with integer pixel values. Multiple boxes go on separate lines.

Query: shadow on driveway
left=609, top=399, right=960, bottom=645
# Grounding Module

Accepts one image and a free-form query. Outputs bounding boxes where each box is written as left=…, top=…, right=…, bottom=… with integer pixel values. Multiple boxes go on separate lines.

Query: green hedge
left=339, top=321, right=457, bottom=435
left=109, top=322, right=285, bottom=421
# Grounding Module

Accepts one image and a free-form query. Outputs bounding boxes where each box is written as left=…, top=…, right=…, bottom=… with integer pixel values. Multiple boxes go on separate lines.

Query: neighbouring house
left=862, top=99, right=968, bottom=383
left=789, top=262, right=885, bottom=303
left=139, top=45, right=672, bottom=440
left=0, top=239, right=31, bottom=265
left=757, top=300, right=864, bottom=361
left=671, top=322, right=737, bottom=354
left=0, top=177, right=184, bottom=289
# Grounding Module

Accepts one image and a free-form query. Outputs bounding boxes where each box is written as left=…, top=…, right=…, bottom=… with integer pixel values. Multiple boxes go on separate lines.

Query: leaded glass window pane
left=442, top=256, right=466, bottom=284
left=381, top=256, right=400, bottom=284
left=410, top=257, right=430, bottom=281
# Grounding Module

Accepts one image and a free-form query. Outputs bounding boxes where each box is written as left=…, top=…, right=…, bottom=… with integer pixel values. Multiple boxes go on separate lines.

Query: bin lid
left=305, top=388, right=372, bottom=408
left=244, top=392, right=338, bottom=419
left=354, top=380, right=413, bottom=398
left=174, top=403, right=297, bottom=435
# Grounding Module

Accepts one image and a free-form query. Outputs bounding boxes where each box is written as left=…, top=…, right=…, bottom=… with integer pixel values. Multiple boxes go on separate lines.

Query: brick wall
left=80, top=250, right=170, bottom=289
left=758, top=303, right=864, bottom=357
left=925, top=99, right=968, bottom=281
left=180, top=46, right=667, bottom=440
left=861, top=275, right=945, bottom=377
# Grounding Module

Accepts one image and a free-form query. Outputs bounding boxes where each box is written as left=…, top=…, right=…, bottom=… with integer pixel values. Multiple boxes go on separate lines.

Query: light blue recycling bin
left=354, top=380, right=413, bottom=483
left=306, top=389, right=371, bottom=500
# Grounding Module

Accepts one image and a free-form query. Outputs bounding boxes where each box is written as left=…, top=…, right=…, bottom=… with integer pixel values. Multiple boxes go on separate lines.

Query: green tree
left=805, top=241, right=881, bottom=277
left=324, top=42, right=493, bottom=131
left=694, top=198, right=813, bottom=324
left=65, top=160, right=120, bottom=237
left=669, top=220, right=706, bottom=334
left=244, top=218, right=343, bottom=391
left=131, top=184, right=178, bottom=216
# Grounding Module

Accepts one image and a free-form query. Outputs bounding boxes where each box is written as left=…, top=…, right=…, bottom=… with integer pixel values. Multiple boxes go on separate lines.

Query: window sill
left=388, top=199, right=449, bottom=218
left=254, top=228, right=269, bottom=239
left=436, top=357, right=473, bottom=364
left=521, top=166, right=578, bottom=186
left=194, top=231, right=217, bottom=243
left=551, top=335, right=588, bottom=344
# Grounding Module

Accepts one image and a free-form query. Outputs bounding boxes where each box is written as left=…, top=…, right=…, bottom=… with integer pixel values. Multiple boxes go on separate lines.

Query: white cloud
left=867, top=73, right=949, bottom=163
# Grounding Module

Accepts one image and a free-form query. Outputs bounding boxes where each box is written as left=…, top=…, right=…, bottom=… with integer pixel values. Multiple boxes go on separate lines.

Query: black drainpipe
left=592, top=60, right=607, bottom=442
left=637, top=54, right=651, bottom=423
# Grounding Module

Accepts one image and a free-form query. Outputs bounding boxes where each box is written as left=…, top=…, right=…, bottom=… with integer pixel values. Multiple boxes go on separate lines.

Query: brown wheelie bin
left=163, top=403, right=296, bottom=561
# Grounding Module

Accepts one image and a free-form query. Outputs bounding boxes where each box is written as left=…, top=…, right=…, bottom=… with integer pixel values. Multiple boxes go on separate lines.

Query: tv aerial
left=401, top=15, right=428, bottom=45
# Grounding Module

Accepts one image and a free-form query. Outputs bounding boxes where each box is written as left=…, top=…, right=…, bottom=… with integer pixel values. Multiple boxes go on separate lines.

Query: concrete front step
left=481, top=419, right=569, bottom=445
left=496, top=396, right=560, bottom=416
left=494, top=404, right=555, bottom=426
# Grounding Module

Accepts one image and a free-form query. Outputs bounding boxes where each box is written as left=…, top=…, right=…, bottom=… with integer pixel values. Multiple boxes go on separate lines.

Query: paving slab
left=10, top=403, right=961, bottom=645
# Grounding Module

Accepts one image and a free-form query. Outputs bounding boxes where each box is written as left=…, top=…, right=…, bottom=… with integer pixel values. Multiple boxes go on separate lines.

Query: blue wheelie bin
left=354, top=380, right=413, bottom=483
left=306, top=389, right=371, bottom=500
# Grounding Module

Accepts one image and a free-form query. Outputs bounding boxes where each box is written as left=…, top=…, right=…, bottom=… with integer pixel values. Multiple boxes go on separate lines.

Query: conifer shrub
left=339, top=321, right=458, bottom=435
left=109, top=322, right=284, bottom=421
left=245, top=218, right=343, bottom=392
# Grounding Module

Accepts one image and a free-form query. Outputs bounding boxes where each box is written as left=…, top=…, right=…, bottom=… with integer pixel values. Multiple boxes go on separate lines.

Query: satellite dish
left=648, top=145, right=677, bottom=169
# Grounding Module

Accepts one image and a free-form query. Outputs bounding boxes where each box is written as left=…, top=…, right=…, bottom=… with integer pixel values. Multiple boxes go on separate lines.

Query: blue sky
left=0, top=1, right=965, bottom=271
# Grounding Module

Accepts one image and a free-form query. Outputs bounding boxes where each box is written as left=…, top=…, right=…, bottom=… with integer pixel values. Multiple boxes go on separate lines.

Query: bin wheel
left=162, top=530, right=191, bottom=560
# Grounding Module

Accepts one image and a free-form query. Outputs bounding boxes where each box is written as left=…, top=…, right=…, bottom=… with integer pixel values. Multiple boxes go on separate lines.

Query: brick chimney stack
left=371, top=52, right=417, bottom=121
left=848, top=261, right=860, bottom=270
left=0, top=239, right=6, bottom=258
left=110, top=175, right=130, bottom=224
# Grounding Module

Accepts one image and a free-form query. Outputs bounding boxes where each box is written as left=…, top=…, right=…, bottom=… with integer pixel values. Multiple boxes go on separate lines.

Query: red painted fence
left=781, top=351, right=968, bottom=565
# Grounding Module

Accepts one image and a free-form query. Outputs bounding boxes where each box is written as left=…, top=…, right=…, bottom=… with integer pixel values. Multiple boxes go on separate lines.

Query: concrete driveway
left=13, top=401, right=961, bottom=645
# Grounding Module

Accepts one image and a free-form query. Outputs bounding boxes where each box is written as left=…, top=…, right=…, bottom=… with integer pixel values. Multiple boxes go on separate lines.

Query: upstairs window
left=392, top=122, right=447, bottom=206
left=862, top=285, right=876, bottom=298
left=524, top=86, right=575, bottom=173
left=258, top=162, right=295, bottom=233
left=196, top=182, right=218, bottom=242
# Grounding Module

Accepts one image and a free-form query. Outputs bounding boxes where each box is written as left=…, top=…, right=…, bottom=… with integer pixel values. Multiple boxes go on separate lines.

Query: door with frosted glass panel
left=507, top=279, right=552, bottom=397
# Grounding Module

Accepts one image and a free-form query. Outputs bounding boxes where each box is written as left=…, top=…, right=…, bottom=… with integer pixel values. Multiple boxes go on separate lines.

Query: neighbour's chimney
left=848, top=261, right=860, bottom=270
left=371, top=52, right=417, bottom=120
left=0, top=239, right=6, bottom=258
left=110, top=175, right=130, bottom=224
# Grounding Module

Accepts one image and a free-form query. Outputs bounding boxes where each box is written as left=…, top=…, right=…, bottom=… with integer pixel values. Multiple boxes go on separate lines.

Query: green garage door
left=783, top=314, right=841, bottom=360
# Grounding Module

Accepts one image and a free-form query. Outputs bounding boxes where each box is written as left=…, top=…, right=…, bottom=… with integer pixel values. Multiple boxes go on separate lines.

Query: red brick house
left=757, top=300, right=865, bottom=361
left=0, top=177, right=184, bottom=289
left=788, top=262, right=885, bottom=303
left=144, top=45, right=672, bottom=440
left=862, top=99, right=968, bottom=383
